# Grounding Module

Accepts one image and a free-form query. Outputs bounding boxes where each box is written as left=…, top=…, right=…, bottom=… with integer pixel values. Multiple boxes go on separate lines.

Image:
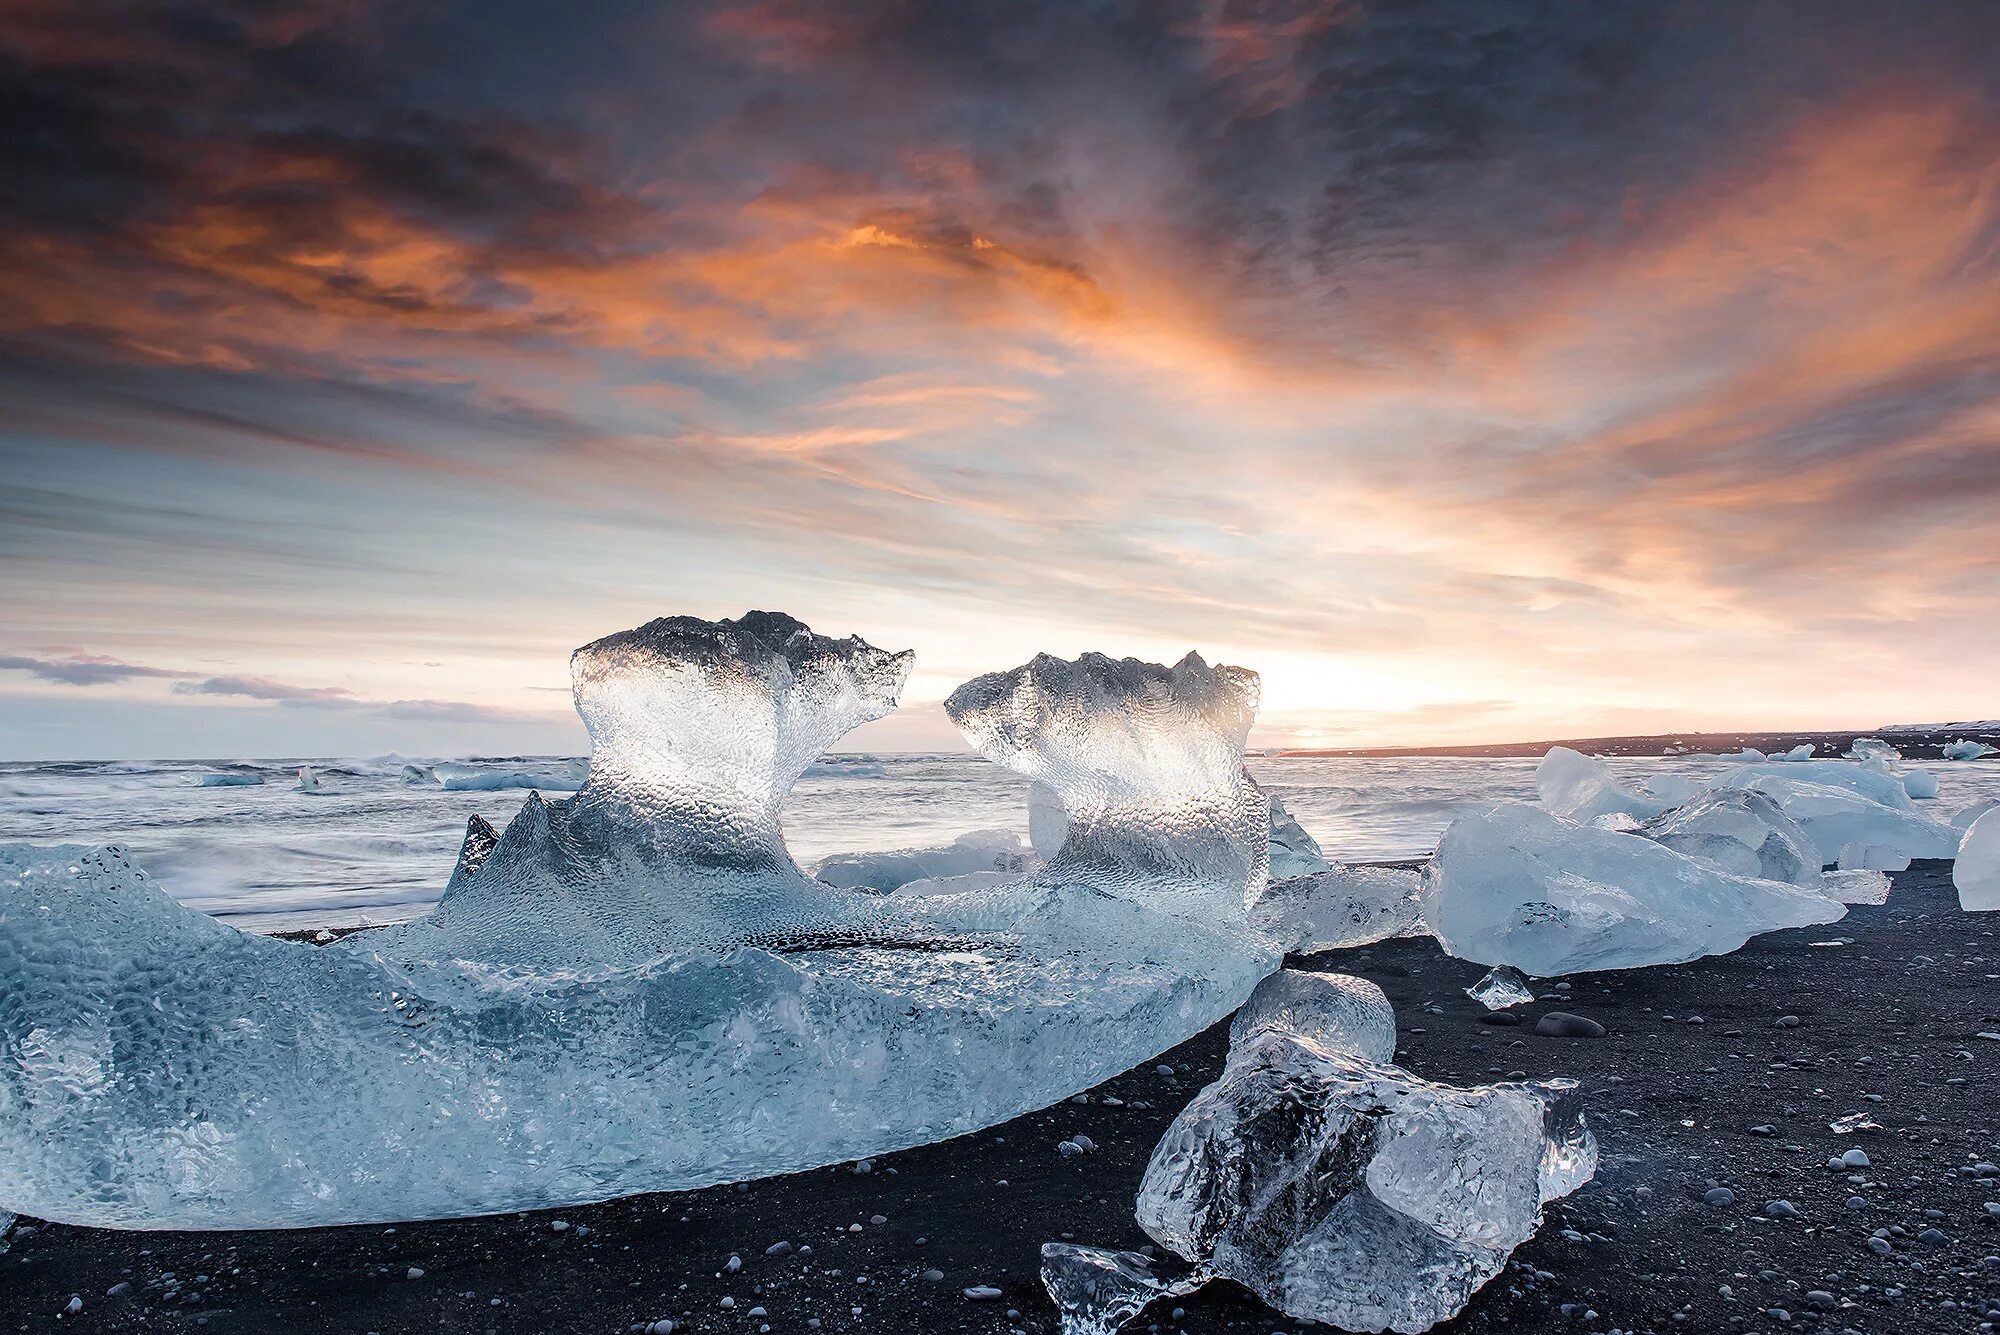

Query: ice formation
left=193, top=771, right=261, bottom=787
left=1263, top=790, right=1333, bottom=879
left=1846, top=737, right=1901, bottom=766
left=399, top=763, right=434, bottom=784
left=428, top=761, right=584, bottom=793
left=1534, top=747, right=1667, bottom=824
left=1250, top=864, right=1424, bottom=954
left=1044, top=969, right=1595, bottom=1335
left=1641, top=788, right=1888, bottom=906
left=0, top=614, right=1278, bottom=1228
left=1901, top=768, right=1939, bottom=800
left=1769, top=743, right=1816, bottom=762
left=1422, top=803, right=1845, bottom=974
left=294, top=765, right=320, bottom=791
left=1952, top=808, right=1999, bottom=912
left=1943, top=739, right=1997, bottom=761
left=1712, top=765, right=1957, bottom=867
left=812, top=829, right=1032, bottom=893
left=1467, top=964, right=1535, bottom=1010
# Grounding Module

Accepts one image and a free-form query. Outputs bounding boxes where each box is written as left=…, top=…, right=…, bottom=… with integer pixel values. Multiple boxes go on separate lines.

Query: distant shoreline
left=1267, top=724, right=2000, bottom=761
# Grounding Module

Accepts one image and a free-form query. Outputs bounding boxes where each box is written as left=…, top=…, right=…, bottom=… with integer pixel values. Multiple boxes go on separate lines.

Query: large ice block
left=0, top=615, right=1277, bottom=1229
left=1957, top=807, right=2000, bottom=912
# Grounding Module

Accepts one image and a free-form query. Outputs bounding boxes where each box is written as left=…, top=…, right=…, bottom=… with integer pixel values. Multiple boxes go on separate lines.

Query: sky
left=2, top=0, right=1999, bottom=760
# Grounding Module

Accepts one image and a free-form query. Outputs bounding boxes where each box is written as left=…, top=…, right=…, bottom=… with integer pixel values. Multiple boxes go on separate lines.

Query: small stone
left=765, top=1241, right=794, bottom=1257
left=1705, top=1188, right=1737, bottom=1207
left=922, top=1269, right=945, bottom=1283
left=1839, top=1148, right=1871, bottom=1169
left=1918, top=1228, right=1946, bottom=1245
left=1846, top=1196, right=1869, bottom=1210
left=62, top=1297, right=82, bottom=1316
left=1804, top=1291, right=1836, bottom=1311
left=1765, top=1199, right=1800, bottom=1219
left=406, top=1267, right=425, bottom=1280
left=1748, top=1124, right=1777, bottom=1136
left=1866, top=1236, right=1893, bottom=1255
left=963, top=1285, right=1003, bottom=1301
left=1535, top=1012, right=1606, bottom=1038
left=1776, top=1015, right=1801, bottom=1028
left=1479, top=1011, right=1523, bottom=1027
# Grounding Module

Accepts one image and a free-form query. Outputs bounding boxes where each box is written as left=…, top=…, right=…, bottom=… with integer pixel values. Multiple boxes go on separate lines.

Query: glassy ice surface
left=1228, top=969, right=1398, bottom=1063
left=1466, top=964, right=1535, bottom=1010
left=1944, top=739, right=1997, bottom=761
left=1250, top=865, right=1424, bottom=954
left=0, top=615, right=1277, bottom=1228
left=1040, top=1243, right=1201, bottom=1335
left=1711, top=767, right=1958, bottom=866
left=812, top=829, right=1033, bottom=893
left=1535, top=746, right=1669, bottom=824
left=1097, top=970, right=1592, bottom=1335
left=1423, top=802, right=1845, bottom=974
left=1957, top=808, right=2000, bottom=911
left=1846, top=737, right=1902, bottom=764
left=1262, top=790, right=1333, bottom=880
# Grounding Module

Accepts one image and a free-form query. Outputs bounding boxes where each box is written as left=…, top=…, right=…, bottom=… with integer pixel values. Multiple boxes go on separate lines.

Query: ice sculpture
left=1423, top=803, right=1845, bottom=974
left=1263, top=790, right=1333, bottom=879
left=1943, top=739, right=1997, bottom=761
left=1534, top=747, right=1667, bottom=824
left=1045, top=969, right=1595, bottom=1335
left=1712, top=768, right=1957, bottom=867
left=1953, top=808, right=1999, bottom=911
left=1467, top=964, right=1535, bottom=1010
left=0, top=614, right=1277, bottom=1228
left=1250, top=864, right=1424, bottom=954
left=812, top=829, right=1032, bottom=893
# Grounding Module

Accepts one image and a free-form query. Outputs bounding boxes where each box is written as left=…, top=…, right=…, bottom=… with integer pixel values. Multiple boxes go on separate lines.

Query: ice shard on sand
left=0, top=613, right=1278, bottom=1228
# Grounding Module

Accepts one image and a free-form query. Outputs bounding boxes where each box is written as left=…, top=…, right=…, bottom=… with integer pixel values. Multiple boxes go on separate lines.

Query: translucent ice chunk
left=194, top=771, right=262, bottom=787
left=1712, top=768, right=1956, bottom=867
left=1250, top=865, right=1424, bottom=953
left=1846, top=736, right=1901, bottom=766
left=813, top=830, right=1032, bottom=893
left=1535, top=747, right=1667, bottom=824
left=1901, top=768, right=1939, bottom=800
left=1228, top=969, right=1397, bottom=1062
left=1956, top=807, right=2000, bottom=912
left=1422, top=803, right=1845, bottom=974
left=1134, top=992, right=1595, bottom=1334
left=1642, top=788, right=1820, bottom=885
left=429, top=762, right=583, bottom=792
left=0, top=616, right=1278, bottom=1228
left=1262, top=789, right=1332, bottom=880
left=1466, top=965, right=1535, bottom=1010
left=1943, top=739, right=1996, bottom=761
left=1838, top=842, right=1910, bottom=872
left=1040, top=1243, right=1201, bottom=1335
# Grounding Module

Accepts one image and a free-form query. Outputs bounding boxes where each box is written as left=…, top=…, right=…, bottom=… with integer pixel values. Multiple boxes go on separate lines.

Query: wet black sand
left=4, top=863, right=1996, bottom=1335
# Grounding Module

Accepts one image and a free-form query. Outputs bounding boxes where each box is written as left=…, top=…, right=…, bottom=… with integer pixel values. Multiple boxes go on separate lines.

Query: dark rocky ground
left=4, top=864, right=1997, bottom=1335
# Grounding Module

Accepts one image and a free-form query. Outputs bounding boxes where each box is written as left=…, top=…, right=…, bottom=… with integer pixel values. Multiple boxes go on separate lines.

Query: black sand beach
left=4, top=863, right=1995, bottom=1335
left=1276, top=729, right=2000, bottom=761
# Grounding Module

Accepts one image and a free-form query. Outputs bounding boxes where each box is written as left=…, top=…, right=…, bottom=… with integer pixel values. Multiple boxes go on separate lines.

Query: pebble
left=963, top=1285, right=1004, bottom=1300
left=1846, top=1196, right=1869, bottom=1210
left=62, top=1297, right=82, bottom=1316
left=1765, top=1200, right=1801, bottom=1219
left=1776, top=1015, right=1801, bottom=1028
left=922, top=1270, right=945, bottom=1283
left=1866, top=1236, right=1894, bottom=1255
left=1535, top=1011, right=1605, bottom=1038
left=1705, top=1188, right=1736, bottom=1207
left=405, top=1267, right=425, bottom=1280
left=1154, top=1065, right=1175, bottom=1077
left=1918, top=1228, right=1946, bottom=1245
left=765, top=1241, right=794, bottom=1257
left=1479, top=1012, right=1523, bottom=1027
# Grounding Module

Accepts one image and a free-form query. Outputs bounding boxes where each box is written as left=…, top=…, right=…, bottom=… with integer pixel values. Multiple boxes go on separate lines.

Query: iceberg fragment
left=1262, top=789, right=1332, bottom=879
left=428, top=761, right=584, bottom=792
left=1641, top=788, right=1819, bottom=885
left=1040, top=1244, right=1200, bottom=1335
left=1712, top=766, right=1955, bottom=866
left=812, top=829, right=1032, bottom=893
left=1943, top=738, right=1997, bottom=761
left=0, top=614, right=1278, bottom=1228
left=194, top=770, right=262, bottom=787
left=1466, top=964, right=1535, bottom=1010
left=1534, top=747, right=1667, bottom=824
left=1128, top=971, right=1594, bottom=1335
left=1953, top=808, right=1999, bottom=912
left=294, top=765, right=320, bottom=791
left=1422, top=803, right=1844, bottom=974
left=1846, top=737, right=1900, bottom=766
left=1228, top=968, right=1397, bottom=1062
left=1250, top=864, right=1423, bottom=954
left=1901, top=768, right=1939, bottom=799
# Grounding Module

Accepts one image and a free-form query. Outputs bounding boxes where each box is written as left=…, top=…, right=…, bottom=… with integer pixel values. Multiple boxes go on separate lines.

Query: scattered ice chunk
left=399, top=763, right=435, bottom=785
left=1588, top=812, right=1642, bottom=832
left=813, top=830, right=1032, bottom=893
left=1838, top=842, right=1911, bottom=872
left=1768, top=743, right=1815, bottom=762
left=1713, top=767, right=1956, bottom=866
left=1901, top=768, right=1939, bottom=799
left=1228, top=969, right=1396, bottom=1063
left=1041, top=1244, right=1198, bottom=1335
left=1534, top=747, right=1667, bottom=824
left=1829, top=1112, right=1882, bottom=1134
left=1942, top=739, right=1997, bottom=761
left=1642, top=788, right=1818, bottom=885
left=1820, top=869, right=1891, bottom=905
left=1954, top=798, right=2000, bottom=832
left=1956, top=808, right=2000, bottom=912
left=1846, top=737, right=1901, bottom=766
left=1466, top=965, right=1535, bottom=1011
left=1132, top=988, right=1595, bottom=1334
left=429, top=762, right=583, bottom=793
left=193, top=771, right=262, bottom=788
left=1250, top=865, right=1423, bottom=954
left=1261, top=789, right=1332, bottom=880
left=294, top=765, right=321, bottom=792
left=1422, top=803, right=1845, bottom=975
left=0, top=614, right=1279, bottom=1228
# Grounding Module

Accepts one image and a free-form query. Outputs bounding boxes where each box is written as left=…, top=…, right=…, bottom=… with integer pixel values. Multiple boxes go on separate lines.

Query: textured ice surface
left=193, top=771, right=262, bottom=788
left=1129, top=971, right=1593, bottom=1334
left=1228, top=969, right=1397, bottom=1063
left=1901, top=768, right=1939, bottom=799
left=1953, top=808, right=1999, bottom=911
left=1535, top=747, right=1668, bottom=824
left=1466, top=964, right=1535, bottom=1010
left=1642, top=788, right=1820, bottom=884
left=1263, top=790, right=1333, bottom=880
left=1250, top=865, right=1424, bottom=954
left=0, top=614, right=1277, bottom=1228
left=1040, top=1243, right=1200, bottom=1335
left=1423, top=803, right=1845, bottom=974
left=1713, top=772, right=1956, bottom=867
left=1944, top=739, right=1997, bottom=761
left=428, top=762, right=583, bottom=793
left=812, top=829, right=1032, bottom=893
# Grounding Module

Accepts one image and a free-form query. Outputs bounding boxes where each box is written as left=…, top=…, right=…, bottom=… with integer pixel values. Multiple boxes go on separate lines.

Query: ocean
left=3, top=752, right=1995, bottom=933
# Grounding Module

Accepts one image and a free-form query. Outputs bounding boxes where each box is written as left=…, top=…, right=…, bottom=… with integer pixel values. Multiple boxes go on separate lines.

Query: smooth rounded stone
left=1839, top=1148, right=1871, bottom=1169
left=1805, top=1290, right=1837, bottom=1310
left=1535, top=1012, right=1606, bottom=1038
left=1705, top=1187, right=1737, bottom=1207
left=1765, top=1200, right=1801, bottom=1218
left=765, top=1241, right=794, bottom=1256
left=1918, top=1228, right=1947, bottom=1245
left=963, top=1285, right=1004, bottom=1300
left=1775, top=1015, right=1801, bottom=1028
left=921, top=1270, right=945, bottom=1283
left=1480, top=1011, right=1524, bottom=1027
left=1846, top=1196, right=1870, bottom=1210
left=1866, top=1236, right=1894, bottom=1255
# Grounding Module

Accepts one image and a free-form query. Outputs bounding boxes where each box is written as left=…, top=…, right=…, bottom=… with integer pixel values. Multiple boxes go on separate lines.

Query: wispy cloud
left=0, top=653, right=190, bottom=687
